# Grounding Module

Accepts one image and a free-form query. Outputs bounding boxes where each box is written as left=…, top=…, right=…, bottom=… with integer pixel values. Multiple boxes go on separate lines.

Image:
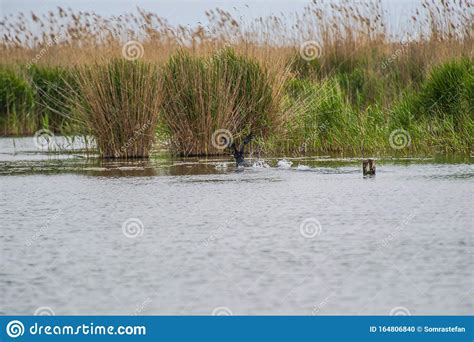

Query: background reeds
left=0, top=0, right=472, bottom=156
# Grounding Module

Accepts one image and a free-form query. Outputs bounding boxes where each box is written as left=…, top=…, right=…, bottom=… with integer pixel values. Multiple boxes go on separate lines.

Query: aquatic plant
left=388, top=58, right=474, bottom=152
left=69, top=59, right=162, bottom=158
left=417, top=58, right=473, bottom=122
left=0, top=67, right=35, bottom=135
left=27, top=65, right=75, bottom=133
left=0, top=0, right=472, bottom=155
left=160, top=48, right=287, bottom=156
left=279, top=77, right=378, bottom=154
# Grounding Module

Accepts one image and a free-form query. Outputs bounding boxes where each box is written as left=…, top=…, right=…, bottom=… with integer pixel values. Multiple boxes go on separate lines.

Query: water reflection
left=0, top=137, right=472, bottom=178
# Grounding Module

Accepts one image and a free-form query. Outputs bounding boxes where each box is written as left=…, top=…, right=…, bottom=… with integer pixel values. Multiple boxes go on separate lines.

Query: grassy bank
left=0, top=0, right=472, bottom=156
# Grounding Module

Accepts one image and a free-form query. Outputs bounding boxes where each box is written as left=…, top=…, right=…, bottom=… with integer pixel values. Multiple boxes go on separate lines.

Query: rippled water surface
left=0, top=137, right=473, bottom=315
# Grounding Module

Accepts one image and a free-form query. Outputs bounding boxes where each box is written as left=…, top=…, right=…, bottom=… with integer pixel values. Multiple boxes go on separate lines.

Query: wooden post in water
left=363, top=159, right=376, bottom=176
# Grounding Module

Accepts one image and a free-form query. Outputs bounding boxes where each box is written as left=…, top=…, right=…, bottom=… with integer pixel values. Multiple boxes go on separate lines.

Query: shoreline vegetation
left=0, top=0, right=472, bottom=158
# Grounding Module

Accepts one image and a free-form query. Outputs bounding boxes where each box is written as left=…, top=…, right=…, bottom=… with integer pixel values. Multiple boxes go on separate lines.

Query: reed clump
left=68, top=59, right=162, bottom=158
left=160, top=48, right=288, bottom=156
left=387, top=58, right=474, bottom=153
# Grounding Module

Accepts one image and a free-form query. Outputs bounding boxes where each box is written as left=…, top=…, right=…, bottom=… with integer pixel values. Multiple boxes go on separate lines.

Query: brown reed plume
left=0, top=0, right=470, bottom=68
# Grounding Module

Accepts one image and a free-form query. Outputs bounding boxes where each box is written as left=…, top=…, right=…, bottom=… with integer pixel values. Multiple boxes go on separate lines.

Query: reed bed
left=65, top=59, right=162, bottom=158
left=0, top=0, right=472, bottom=156
left=160, top=49, right=288, bottom=156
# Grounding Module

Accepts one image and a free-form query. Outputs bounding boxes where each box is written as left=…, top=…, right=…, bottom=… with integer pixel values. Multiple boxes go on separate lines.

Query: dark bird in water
left=230, top=133, right=254, bottom=167
left=362, top=159, right=376, bottom=176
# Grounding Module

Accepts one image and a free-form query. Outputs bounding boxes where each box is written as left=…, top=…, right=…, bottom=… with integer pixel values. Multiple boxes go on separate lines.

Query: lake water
left=0, top=137, right=472, bottom=315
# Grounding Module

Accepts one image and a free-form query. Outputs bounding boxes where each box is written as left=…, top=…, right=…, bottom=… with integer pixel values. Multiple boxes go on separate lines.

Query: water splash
left=277, top=159, right=293, bottom=169
left=297, top=164, right=311, bottom=171
left=252, top=160, right=270, bottom=168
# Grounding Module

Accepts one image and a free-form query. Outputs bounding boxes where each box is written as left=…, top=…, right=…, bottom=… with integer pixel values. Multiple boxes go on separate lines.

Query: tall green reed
left=67, top=59, right=162, bottom=158
left=160, top=48, right=288, bottom=156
